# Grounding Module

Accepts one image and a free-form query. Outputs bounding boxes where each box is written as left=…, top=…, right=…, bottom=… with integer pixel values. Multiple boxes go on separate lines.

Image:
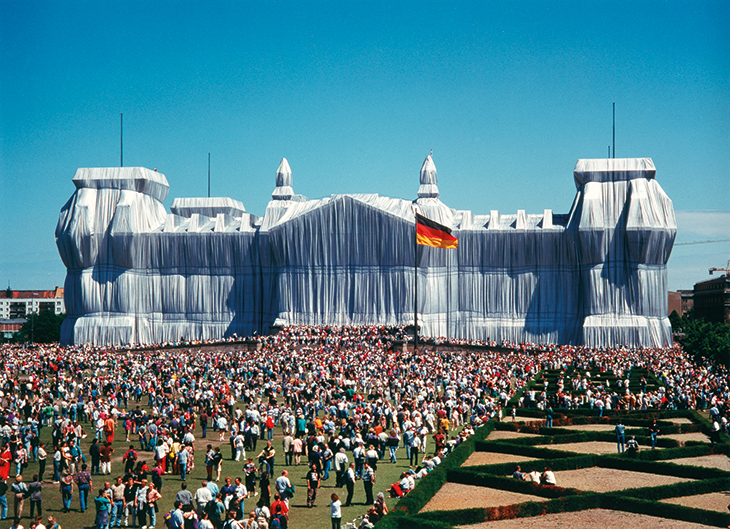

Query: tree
left=669, top=310, right=683, bottom=333
left=15, top=310, right=66, bottom=343
left=680, top=317, right=730, bottom=368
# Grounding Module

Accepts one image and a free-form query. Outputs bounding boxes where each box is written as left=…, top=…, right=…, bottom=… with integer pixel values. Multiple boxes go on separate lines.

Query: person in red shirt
left=104, top=417, right=116, bottom=444
left=271, top=493, right=289, bottom=528
left=99, top=442, right=114, bottom=475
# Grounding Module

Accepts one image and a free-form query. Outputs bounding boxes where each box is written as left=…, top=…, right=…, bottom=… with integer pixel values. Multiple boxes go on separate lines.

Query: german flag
left=416, top=213, right=458, bottom=249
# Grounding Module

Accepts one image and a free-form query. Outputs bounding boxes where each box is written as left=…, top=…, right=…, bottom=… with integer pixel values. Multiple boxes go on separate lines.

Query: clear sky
left=1, top=0, right=728, bottom=292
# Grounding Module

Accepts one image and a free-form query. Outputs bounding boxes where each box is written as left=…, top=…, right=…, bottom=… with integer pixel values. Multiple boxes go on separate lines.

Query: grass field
left=0, top=404, right=415, bottom=529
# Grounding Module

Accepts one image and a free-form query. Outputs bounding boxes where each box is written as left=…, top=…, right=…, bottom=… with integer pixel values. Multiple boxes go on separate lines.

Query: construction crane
left=709, top=260, right=730, bottom=275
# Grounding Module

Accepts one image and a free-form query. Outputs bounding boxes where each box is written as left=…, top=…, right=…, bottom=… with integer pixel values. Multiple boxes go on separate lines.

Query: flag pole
left=413, top=206, right=419, bottom=352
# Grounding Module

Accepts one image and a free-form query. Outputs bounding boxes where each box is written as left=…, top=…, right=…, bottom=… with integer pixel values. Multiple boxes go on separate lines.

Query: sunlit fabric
left=56, top=156, right=675, bottom=347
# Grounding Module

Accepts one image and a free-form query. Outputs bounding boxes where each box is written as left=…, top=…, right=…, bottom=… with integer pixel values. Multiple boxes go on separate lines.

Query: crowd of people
left=0, top=325, right=726, bottom=529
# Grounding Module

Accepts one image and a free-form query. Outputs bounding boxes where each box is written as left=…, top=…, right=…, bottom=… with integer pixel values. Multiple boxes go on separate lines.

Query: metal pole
left=612, top=102, right=615, bottom=159
left=208, top=153, right=211, bottom=198
left=414, top=213, right=419, bottom=352
left=120, top=113, right=123, bottom=167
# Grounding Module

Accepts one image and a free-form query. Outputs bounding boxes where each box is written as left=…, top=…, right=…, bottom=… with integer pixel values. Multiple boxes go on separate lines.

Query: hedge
left=387, top=418, right=498, bottom=517
left=474, top=440, right=579, bottom=460
left=602, top=494, right=730, bottom=527
left=616, top=476, right=730, bottom=501
left=599, top=456, right=730, bottom=480
left=378, top=392, right=728, bottom=528
left=446, top=470, right=583, bottom=499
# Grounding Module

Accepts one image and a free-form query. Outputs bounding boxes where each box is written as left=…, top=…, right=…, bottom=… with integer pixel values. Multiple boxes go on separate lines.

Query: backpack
left=163, top=511, right=174, bottom=529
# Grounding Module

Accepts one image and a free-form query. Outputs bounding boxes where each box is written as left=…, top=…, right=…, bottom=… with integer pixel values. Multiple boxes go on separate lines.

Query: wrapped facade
left=56, top=156, right=676, bottom=347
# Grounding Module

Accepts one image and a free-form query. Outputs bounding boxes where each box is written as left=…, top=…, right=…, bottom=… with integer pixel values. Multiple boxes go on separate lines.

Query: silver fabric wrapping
left=56, top=158, right=676, bottom=347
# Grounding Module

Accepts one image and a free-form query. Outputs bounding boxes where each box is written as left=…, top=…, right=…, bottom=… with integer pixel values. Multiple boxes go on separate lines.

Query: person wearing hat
left=11, top=476, right=28, bottom=520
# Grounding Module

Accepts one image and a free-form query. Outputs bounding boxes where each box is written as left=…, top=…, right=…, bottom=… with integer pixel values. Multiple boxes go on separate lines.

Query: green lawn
left=1, top=407, right=415, bottom=529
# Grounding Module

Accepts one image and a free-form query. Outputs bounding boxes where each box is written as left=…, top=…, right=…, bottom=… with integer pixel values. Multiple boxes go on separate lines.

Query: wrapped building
left=56, top=156, right=676, bottom=347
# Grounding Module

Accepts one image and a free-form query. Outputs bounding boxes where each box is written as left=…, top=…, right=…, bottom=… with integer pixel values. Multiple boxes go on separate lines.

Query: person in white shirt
left=194, top=481, right=213, bottom=515
left=329, top=492, right=342, bottom=529
left=541, top=467, right=556, bottom=485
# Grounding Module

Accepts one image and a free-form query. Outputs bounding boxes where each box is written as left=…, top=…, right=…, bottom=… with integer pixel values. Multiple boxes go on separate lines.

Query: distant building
left=0, top=287, right=65, bottom=320
left=0, top=320, right=25, bottom=340
left=693, top=275, right=730, bottom=324
left=668, top=290, right=693, bottom=316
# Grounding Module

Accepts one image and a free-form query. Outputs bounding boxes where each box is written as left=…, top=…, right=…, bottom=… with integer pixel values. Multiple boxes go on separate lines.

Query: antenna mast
left=612, top=102, right=615, bottom=158
left=208, top=153, right=211, bottom=198
left=120, top=113, right=123, bottom=167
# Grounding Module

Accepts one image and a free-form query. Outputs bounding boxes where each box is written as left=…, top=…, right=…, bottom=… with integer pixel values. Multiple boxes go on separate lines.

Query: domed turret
left=417, top=155, right=439, bottom=198
left=272, top=158, right=294, bottom=200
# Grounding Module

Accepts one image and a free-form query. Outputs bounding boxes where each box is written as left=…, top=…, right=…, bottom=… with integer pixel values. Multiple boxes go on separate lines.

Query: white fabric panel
left=56, top=158, right=676, bottom=347
left=170, top=197, right=247, bottom=217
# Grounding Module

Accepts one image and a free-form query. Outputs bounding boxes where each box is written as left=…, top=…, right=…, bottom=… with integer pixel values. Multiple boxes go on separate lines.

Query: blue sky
left=1, top=0, right=728, bottom=292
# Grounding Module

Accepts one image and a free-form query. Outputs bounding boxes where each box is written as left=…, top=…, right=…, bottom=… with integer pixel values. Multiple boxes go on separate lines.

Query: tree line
left=671, top=310, right=730, bottom=368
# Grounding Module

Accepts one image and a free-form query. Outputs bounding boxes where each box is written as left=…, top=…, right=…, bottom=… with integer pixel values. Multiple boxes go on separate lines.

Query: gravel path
left=487, top=430, right=539, bottom=441
left=660, top=491, right=730, bottom=513
left=460, top=508, right=715, bottom=528
left=421, top=482, right=538, bottom=512
left=555, top=466, right=693, bottom=493
left=534, top=440, right=635, bottom=454
left=463, top=452, right=537, bottom=466
left=667, top=454, right=730, bottom=471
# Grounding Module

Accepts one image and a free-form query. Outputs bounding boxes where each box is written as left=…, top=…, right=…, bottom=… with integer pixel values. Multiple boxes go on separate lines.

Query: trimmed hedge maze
left=376, top=393, right=730, bottom=528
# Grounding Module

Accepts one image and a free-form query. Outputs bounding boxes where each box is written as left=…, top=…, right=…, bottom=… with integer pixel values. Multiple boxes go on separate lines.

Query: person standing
left=28, top=475, right=42, bottom=519
left=135, top=479, right=149, bottom=528
left=105, top=416, right=117, bottom=444
left=177, top=447, right=190, bottom=482
left=649, top=420, right=660, bottom=449
left=75, top=464, right=93, bottom=512
left=37, top=445, right=47, bottom=483
left=0, top=477, right=8, bottom=520
left=100, top=443, right=115, bottom=476
left=52, top=448, right=62, bottom=483
left=11, top=476, right=28, bottom=520
left=0, top=444, right=11, bottom=482
left=258, top=471, right=271, bottom=509
left=305, top=463, right=320, bottom=508
left=362, top=462, right=375, bottom=506
left=59, top=473, right=74, bottom=513
left=146, top=483, right=161, bottom=529
left=194, top=481, right=213, bottom=517
left=615, top=421, right=626, bottom=453
left=409, top=433, right=421, bottom=467
left=123, top=446, right=138, bottom=476
left=333, top=448, right=348, bottom=488
left=204, top=446, right=215, bottom=482
left=94, top=489, right=111, bottom=529
left=329, top=493, right=342, bottom=529
left=282, top=434, right=293, bottom=467
left=344, top=463, right=355, bottom=507
left=243, top=458, right=257, bottom=498
left=123, top=476, right=138, bottom=527
left=110, top=476, right=125, bottom=528
left=273, top=471, right=292, bottom=507
left=90, top=440, right=101, bottom=476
